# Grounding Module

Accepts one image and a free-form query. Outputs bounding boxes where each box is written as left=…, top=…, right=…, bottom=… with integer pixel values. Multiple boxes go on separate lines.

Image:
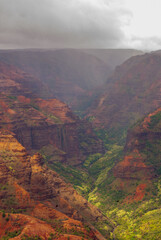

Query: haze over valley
left=0, top=0, right=161, bottom=239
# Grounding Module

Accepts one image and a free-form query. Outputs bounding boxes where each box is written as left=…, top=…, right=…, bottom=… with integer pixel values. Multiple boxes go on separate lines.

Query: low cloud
left=0, top=0, right=130, bottom=49
left=128, top=36, right=161, bottom=51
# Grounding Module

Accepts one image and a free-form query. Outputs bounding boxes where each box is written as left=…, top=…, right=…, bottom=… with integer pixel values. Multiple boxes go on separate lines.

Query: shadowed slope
left=87, top=51, right=161, bottom=142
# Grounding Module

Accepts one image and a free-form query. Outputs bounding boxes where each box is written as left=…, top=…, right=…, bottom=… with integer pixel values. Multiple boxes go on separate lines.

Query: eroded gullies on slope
left=0, top=60, right=111, bottom=239
left=0, top=130, right=111, bottom=240
left=0, top=50, right=161, bottom=239
left=86, top=108, right=161, bottom=239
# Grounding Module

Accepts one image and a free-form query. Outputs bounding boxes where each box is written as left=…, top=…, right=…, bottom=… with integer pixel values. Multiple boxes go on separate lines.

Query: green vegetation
left=2, top=211, right=6, bottom=218
left=6, top=95, right=17, bottom=100
left=141, top=139, right=161, bottom=167
left=47, top=114, right=62, bottom=124
left=47, top=161, right=93, bottom=197
left=108, top=197, right=161, bottom=239
left=39, top=109, right=161, bottom=239
left=148, top=111, right=161, bottom=129
left=83, top=153, right=102, bottom=168
left=1, top=230, right=21, bottom=240
left=39, top=129, right=161, bottom=240
left=94, top=128, right=109, bottom=148
left=86, top=116, right=96, bottom=122
left=78, top=124, right=99, bottom=152
left=87, top=144, right=123, bottom=178
left=39, top=144, right=66, bottom=164
left=0, top=182, right=18, bottom=211
left=95, top=127, right=127, bottom=146
left=21, top=235, right=42, bottom=240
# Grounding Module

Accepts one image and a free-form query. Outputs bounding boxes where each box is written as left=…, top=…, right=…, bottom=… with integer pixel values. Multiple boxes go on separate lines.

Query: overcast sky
left=0, top=0, right=161, bottom=50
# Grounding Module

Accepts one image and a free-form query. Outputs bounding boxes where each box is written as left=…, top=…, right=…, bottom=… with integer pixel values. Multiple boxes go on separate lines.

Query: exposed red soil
left=142, top=107, right=161, bottom=129
left=17, top=96, right=31, bottom=104
left=124, top=184, right=147, bottom=203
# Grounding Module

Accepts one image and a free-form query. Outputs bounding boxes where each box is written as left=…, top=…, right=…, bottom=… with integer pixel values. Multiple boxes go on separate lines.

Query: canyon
left=0, top=130, right=110, bottom=240
left=87, top=51, right=161, bottom=143
left=0, top=48, right=161, bottom=240
left=0, top=48, right=143, bottom=112
left=0, top=60, right=112, bottom=239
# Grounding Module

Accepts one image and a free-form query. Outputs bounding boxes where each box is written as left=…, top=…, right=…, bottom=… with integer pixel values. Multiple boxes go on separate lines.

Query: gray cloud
left=127, top=36, right=161, bottom=51
left=0, top=0, right=130, bottom=49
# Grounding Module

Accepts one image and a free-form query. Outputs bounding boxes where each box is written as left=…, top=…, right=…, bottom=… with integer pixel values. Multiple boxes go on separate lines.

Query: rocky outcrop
left=112, top=108, right=161, bottom=202
left=0, top=49, right=112, bottom=111
left=113, top=155, right=155, bottom=180
left=0, top=94, right=104, bottom=166
left=0, top=55, right=108, bottom=239
left=87, top=51, right=161, bottom=141
left=0, top=61, right=104, bottom=165
left=0, top=130, right=109, bottom=239
left=0, top=61, right=50, bottom=98
left=0, top=130, right=31, bottom=186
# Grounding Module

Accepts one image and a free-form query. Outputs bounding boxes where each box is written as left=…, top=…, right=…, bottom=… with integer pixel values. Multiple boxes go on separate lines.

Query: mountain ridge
left=0, top=130, right=109, bottom=239
left=87, top=51, right=161, bottom=143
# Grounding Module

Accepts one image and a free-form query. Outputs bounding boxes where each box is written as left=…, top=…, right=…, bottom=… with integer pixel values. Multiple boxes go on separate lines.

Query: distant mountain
left=0, top=49, right=110, bottom=110
left=0, top=61, right=111, bottom=239
left=0, top=48, right=142, bottom=112
left=0, top=61, right=50, bottom=98
left=0, top=60, right=104, bottom=166
left=81, top=48, right=143, bottom=70
left=87, top=51, right=161, bottom=142
left=0, top=49, right=111, bottom=89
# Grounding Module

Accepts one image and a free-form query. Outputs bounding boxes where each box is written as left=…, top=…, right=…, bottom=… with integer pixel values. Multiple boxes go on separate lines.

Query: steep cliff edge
left=0, top=49, right=111, bottom=112
left=112, top=107, right=161, bottom=202
left=0, top=61, right=104, bottom=166
left=0, top=130, right=110, bottom=239
left=87, top=51, right=161, bottom=142
left=0, top=61, right=50, bottom=98
left=82, top=108, right=161, bottom=239
left=0, top=94, right=104, bottom=166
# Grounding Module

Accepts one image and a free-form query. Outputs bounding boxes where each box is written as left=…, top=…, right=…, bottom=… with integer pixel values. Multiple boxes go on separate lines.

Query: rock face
left=0, top=94, right=104, bottom=166
left=87, top=51, right=161, bottom=140
left=0, top=61, right=50, bottom=98
left=0, top=48, right=143, bottom=112
left=112, top=108, right=161, bottom=203
left=0, top=49, right=111, bottom=110
left=0, top=61, right=104, bottom=166
left=0, top=57, right=110, bottom=239
left=0, top=130, right=109, bottom=239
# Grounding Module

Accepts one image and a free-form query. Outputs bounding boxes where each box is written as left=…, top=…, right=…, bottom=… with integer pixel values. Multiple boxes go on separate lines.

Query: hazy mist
left=0, top=0, right=161, bottom=50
